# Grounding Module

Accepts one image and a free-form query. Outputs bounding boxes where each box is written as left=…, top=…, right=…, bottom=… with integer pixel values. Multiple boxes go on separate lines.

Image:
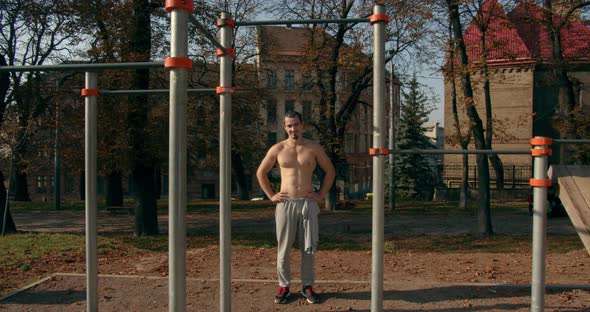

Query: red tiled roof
left=464, top=0, right=530, bottom=62
left=464, top=0, right=590, bottom=64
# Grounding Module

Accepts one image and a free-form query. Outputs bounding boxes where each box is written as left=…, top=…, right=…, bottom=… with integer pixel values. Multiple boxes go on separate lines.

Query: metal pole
left=168, top=5, right=189, bottom=312
left=219, top=11, right=233, bottom=312
left=84, top=71, right=98, bottom=312
left=55, top=101, right=61, bottom=210
left=371, top=4, right=387, bottom=312
left=388, top=62, right=395, bottom=212
left=530, top=137, right=551, bottom=312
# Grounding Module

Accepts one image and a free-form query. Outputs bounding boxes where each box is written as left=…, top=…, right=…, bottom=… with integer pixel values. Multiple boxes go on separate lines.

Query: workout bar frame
left=236, top=17, right=369, bottom=26
left=0, top=62, right=163, bottom=72
left=98, top=88, right=216, bottom=95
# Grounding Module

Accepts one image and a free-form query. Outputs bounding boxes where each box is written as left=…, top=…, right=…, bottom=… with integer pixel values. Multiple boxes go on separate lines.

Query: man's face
left=284, top=116, right=303, bottom=140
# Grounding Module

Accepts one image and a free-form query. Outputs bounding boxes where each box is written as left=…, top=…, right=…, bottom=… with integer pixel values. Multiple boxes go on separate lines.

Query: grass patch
left=0, top=233, right=85, bottom=269
left=1, top=231, right=582, bottom=273
left=385, top=233, right=583, bottom=254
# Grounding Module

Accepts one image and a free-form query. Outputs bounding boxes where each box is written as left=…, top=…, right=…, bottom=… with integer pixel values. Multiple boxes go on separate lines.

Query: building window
left=285, top=70, right=295, bottom=90
left=302, top=101, right=312, bottom=122
left=285, top=100, right=295, bottom=113
left=266, top=71, right=277, bottom=89
left=302, top=73, right=313, bottom=91
left=268, top=132, right=277, bottom=147
left=266, top=99, right=277, bottom=123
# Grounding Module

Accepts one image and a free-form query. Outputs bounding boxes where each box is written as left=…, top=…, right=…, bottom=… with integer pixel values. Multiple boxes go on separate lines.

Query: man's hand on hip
left=271, top=191, right=290, bottom=202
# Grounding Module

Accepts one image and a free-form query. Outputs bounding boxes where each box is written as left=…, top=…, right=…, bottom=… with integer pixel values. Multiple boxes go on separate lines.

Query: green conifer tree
left=395, top=75, right=437, bottom=200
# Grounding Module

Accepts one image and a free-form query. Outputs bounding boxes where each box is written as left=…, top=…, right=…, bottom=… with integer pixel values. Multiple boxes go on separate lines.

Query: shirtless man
left=256, top=111, right=335, bottom=304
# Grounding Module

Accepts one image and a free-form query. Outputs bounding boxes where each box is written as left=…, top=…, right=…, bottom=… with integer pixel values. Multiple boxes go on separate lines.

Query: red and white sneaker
left=274, top=286, right=290, bottom=304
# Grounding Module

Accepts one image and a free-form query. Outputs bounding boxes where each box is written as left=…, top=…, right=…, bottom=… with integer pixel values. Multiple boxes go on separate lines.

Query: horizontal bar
left=188, top=15, right=224, bottom=50
left=236, top=17, right=369, bottom=26
left=553, top=139, right=590, bottom=144
left=99, top=89, right=216, bottom=95
left=389, top=149, right=530, bottom=155
left=0, top=62, right=164, bottom=72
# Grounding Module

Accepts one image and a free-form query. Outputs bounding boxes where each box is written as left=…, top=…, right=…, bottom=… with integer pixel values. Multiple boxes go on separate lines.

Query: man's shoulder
left=303, top=138, right=321, bottom=146
left=269, top=141, right=287, bottom=152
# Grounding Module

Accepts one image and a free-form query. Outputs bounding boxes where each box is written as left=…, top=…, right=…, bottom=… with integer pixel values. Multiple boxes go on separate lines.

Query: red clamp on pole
left=81, top=89, right=99, bottom=97
left=369, top=148, right=390, bottom=156
left=216, top=18, right=235, bottom=28
left=164, top=57, right=193, bottom=70
left=216, top=48, right=236, bottom=58
left=165, top=0, right=194, bottom=14
left=216, top=86, right=236, bottom=94
left=369, top=13, right=390, bottom=25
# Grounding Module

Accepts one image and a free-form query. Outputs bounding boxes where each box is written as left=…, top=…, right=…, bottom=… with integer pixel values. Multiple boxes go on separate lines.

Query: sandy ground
left=2, top=207, right=589, bottom=311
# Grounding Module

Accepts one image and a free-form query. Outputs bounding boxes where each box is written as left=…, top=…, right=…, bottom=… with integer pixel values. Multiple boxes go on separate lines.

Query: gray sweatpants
left=275, top=199, right=318, bottom=288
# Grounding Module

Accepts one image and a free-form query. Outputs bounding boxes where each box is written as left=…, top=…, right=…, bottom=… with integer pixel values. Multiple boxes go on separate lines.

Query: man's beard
left=292, top=134, right=299, bottom=140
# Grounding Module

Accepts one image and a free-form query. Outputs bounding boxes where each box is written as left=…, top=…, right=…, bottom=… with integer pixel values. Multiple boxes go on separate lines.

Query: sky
left=418, top=73, right=445, bottom=127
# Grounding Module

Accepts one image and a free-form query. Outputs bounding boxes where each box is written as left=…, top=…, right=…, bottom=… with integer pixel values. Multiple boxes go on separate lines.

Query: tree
left=0, top=0, right=82, bottom=202
left=447, top=0, right=493, bottom=236
left=0, top=54, right=17, bottom=234
left=540, top=0, right=590, bottom=163
left=442, top=6, right=472, bottom=209
left=395, top=75, right=437, bottom=200
left=468, top=0, right=507, bottom=189
left=126, top=0, right=159, bottom=236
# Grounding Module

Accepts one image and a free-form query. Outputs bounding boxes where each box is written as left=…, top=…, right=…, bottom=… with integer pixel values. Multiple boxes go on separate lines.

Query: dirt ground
left=2, top=207, right=590, bottom=311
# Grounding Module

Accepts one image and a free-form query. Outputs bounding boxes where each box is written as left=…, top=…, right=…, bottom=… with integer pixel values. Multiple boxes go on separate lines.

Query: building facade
left=444, top=0, right=590, bottom=174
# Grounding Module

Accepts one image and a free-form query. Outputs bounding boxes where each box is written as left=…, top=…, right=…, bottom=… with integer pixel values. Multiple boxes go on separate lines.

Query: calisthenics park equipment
left=3, top=1, right=586, bottom=311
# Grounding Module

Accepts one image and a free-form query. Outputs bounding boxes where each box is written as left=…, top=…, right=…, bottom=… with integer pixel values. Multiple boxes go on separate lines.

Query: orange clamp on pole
left=369, top=148, right=390, bottom=156
left=216, top=18, right=235, bottom=28
left=216, top=86, right=236, bottom=94
left=81, top=89, right=99, bottom=97
left=531, top=148, right=552, bottom=157
left=369, top=13, right=390, bottom=25
left=530, top=178, right=552, bottom=187
left=165, top=0, right=194, bottom=14
left=530, top=137, right=552, bottom=146
left=216, top=48, right=236, bottom=58
left=164, top=57, right=193, bottom=70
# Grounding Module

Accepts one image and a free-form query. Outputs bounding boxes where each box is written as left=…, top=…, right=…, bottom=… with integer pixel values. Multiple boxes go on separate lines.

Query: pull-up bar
left=98, top=88, right=216, bottom=95
left=236, top=17, right=370, bottom=26
left=0, top=62, right=164, bottom=72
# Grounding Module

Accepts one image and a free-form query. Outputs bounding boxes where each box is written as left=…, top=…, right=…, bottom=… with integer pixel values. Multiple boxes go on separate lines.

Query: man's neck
left=287, top=137, right=303, bottom=146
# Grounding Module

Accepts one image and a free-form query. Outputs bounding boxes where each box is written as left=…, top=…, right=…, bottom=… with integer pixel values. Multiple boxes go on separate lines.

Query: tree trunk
left=131, top=165, right=159, bottom=236
left=154, top=165, right=161, bottom=200
left=79, top=170, right=85, bottom=201
left=480, top=18, right=505, bottom=190
left=128, top=0, right=158, bottom=236
left=105, top=171, right=123, bottom=207
left=231, top=151, right=250, bottom=200
left=459, top=154, right=469, bottom=209
left=14, top=168, right=31, bottom=202
left=543, top=0, right=579, bottom=164
left=0, top=170, right=17, bottom=234
left=489, top=155, right=505, bottom=189
left=447, top=19, right=470, bottom=210
left=448, top=0, right=493, bottom=235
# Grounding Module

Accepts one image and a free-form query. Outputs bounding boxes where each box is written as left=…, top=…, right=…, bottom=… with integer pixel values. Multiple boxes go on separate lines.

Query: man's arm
left=256, top=147, right=277, bottom=200
left=256, top=146, right=290, bottom=202
left=309, top=145, right=336, bottom=200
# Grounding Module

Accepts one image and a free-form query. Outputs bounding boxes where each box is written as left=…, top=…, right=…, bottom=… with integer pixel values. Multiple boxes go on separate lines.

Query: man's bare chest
left=277, top=147, right=316, bottom=169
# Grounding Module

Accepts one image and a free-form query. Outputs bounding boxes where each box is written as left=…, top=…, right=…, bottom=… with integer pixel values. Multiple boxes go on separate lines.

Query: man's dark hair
left=284, top=110, right=303, bottom=123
